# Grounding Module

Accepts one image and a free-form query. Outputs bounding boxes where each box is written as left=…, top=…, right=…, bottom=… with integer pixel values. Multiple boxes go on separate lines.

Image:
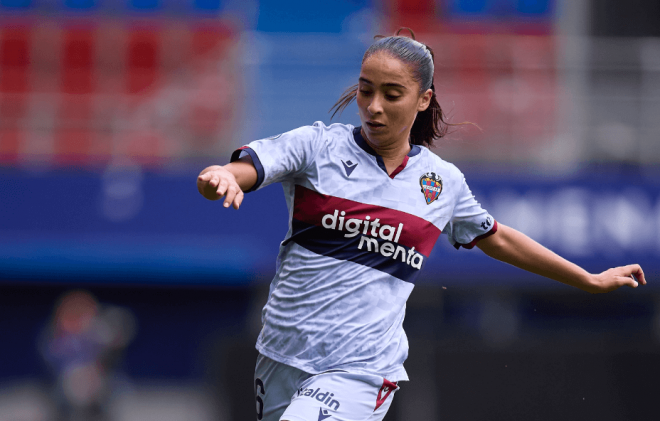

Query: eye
left=386, top=94, right=401, bottom=100
left=358, top=89, right=372, bottom=96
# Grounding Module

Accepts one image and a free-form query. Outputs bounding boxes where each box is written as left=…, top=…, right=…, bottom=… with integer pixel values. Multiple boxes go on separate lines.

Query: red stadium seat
left=61, top=28, right=95, bottom=94
left=127, top=29, right=159, bottom=94
left=1, top=28, right=30, bottom=93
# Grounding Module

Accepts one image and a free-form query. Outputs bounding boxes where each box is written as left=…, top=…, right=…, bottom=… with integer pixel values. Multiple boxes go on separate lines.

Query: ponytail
left=409, top=83, right=450, bottom=146
left=330, top=84, right=358, bottom=121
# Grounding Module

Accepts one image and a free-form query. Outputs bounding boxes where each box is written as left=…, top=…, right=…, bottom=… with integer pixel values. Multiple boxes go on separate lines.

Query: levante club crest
left=419, top=172, right=443, bottom=205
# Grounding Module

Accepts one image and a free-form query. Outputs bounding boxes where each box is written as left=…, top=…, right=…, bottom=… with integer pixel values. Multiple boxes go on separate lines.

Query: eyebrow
left=359, top=77, right=407, bottom=90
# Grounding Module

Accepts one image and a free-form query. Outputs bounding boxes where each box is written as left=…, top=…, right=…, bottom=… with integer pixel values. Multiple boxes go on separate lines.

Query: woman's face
left=357, top=51, right=432, bottom=148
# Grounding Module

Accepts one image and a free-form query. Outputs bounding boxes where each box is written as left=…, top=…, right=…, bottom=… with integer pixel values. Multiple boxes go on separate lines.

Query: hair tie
left=423, top=44, right=434, bottom=61
left=395, top=27, right=416, bottom=40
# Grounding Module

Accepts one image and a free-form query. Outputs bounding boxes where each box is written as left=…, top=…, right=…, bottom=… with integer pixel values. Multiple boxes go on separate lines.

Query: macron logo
left=341, top=160, right=358, bottom=177
left=318, top=408, right=332, bottom=421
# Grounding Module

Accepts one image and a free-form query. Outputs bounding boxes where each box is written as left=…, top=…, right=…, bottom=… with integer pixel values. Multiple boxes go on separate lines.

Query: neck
left=361, top=127, right=412, bottom=175
left=361, top=128, right=411, bottom=160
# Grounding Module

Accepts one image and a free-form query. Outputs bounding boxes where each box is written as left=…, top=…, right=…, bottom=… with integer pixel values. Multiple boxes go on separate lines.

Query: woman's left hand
left=587, top=264, right=646, bottom=293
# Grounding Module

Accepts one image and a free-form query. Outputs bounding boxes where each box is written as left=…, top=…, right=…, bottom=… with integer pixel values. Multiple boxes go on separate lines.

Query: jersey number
left=255, top=378, right=265, bottom=420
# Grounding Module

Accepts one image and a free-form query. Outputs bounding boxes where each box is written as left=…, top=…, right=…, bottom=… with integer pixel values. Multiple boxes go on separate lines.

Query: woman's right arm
left=196, top=155, right=258, bottom=209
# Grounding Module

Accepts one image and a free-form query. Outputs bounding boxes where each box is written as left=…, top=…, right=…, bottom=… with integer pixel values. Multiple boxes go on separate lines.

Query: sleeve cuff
left=230, top=146, right=265, bottom=193
left=453, top=220, right=498, bottom=250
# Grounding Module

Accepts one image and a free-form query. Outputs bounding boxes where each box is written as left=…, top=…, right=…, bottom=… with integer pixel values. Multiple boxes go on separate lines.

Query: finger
left=224, top=185, right=238, bottom=208
left=198, top=172, right=218, bottom=188
left=623, top=275, right=639, bottom=288
left=620, top=264, right=646, bottom=286
left=216, top=178, right=229, bottom=198
left=198, top=172, right=215, bottom=184
left=604, top=275, right=635, bottom=291
left=233, top=190, right=244, bottom=210
left=632, top=265, right=646, bottom=285
left=208, top=173, right=220, bottom=188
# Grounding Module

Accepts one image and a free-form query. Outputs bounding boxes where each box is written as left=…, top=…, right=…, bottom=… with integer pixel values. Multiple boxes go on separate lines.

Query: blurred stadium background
left=1, top=0, right=659, bottom=419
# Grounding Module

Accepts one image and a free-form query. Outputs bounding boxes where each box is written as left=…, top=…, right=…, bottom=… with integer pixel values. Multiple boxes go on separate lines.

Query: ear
left=417, top=88, right=433, bottom=112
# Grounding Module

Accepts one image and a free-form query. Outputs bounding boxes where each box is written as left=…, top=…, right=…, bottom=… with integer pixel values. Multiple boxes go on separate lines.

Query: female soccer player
left=197, top=29, right=646, bottom=421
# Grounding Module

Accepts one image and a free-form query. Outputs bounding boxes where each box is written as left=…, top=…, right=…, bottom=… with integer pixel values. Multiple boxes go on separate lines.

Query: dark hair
left=330, top=28, right=458, bottom=147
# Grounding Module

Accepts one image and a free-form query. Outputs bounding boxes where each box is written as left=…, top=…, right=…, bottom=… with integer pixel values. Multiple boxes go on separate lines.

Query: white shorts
left=254, top=354, right=399, bottom=421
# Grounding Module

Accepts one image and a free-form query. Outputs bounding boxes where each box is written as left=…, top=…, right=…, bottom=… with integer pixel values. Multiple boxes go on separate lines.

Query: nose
left=367, top=93, right=383, bottom=115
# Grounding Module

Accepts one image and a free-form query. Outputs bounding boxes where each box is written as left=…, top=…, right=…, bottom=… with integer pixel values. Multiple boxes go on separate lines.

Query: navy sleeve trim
left=230, top=146, right=265, bottom=193
left=453, top=220, right=499, bottom=250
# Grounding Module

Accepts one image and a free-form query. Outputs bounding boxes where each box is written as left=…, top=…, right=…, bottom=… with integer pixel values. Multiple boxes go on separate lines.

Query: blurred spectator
left=39, top=291, right=136, bottom=421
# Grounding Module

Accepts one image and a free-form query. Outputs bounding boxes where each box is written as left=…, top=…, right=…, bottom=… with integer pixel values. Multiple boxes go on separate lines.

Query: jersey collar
left=352, top=126, right=420, bottom=179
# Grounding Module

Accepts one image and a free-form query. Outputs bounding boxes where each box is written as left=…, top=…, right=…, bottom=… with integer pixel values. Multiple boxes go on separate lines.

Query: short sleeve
left=230, top=122, right=326, bottom=192
left=443, top=175, right=497, bottom=249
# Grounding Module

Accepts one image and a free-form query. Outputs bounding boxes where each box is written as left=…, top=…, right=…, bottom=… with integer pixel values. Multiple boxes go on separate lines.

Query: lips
left=366, top=121, right=385, bottom=128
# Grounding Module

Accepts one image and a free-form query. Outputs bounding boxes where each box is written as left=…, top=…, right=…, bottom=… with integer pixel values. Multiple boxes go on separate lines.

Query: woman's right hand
left=197, top=165, right=245, bottom=209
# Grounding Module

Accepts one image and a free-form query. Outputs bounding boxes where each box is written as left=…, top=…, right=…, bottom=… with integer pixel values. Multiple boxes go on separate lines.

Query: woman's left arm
left=476, top=223, right=646, bottom=293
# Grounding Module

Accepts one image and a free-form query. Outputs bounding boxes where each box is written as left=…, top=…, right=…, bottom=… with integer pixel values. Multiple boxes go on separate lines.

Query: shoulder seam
left=298, top=122, right=348, bottom=174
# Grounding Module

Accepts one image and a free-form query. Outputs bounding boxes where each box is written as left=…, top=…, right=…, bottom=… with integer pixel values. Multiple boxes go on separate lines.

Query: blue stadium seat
left=130, top=0, right=161, bottom=11
left=451, top=0, right=489, bottom=14
left=256, top=0, right=371, bottom=32
left=64, top=0, right=97, bottom=9
left=1, top=0, right=32, bottom=9
left=194, top=0, right=221, bottom=12
left=449, top=0, right=553, bottom=17
left=516, top=0, right=552, bottom=15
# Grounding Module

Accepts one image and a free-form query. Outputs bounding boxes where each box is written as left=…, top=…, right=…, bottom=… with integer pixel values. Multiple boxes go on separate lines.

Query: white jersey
left=231, top=122, right=496, bottom=381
